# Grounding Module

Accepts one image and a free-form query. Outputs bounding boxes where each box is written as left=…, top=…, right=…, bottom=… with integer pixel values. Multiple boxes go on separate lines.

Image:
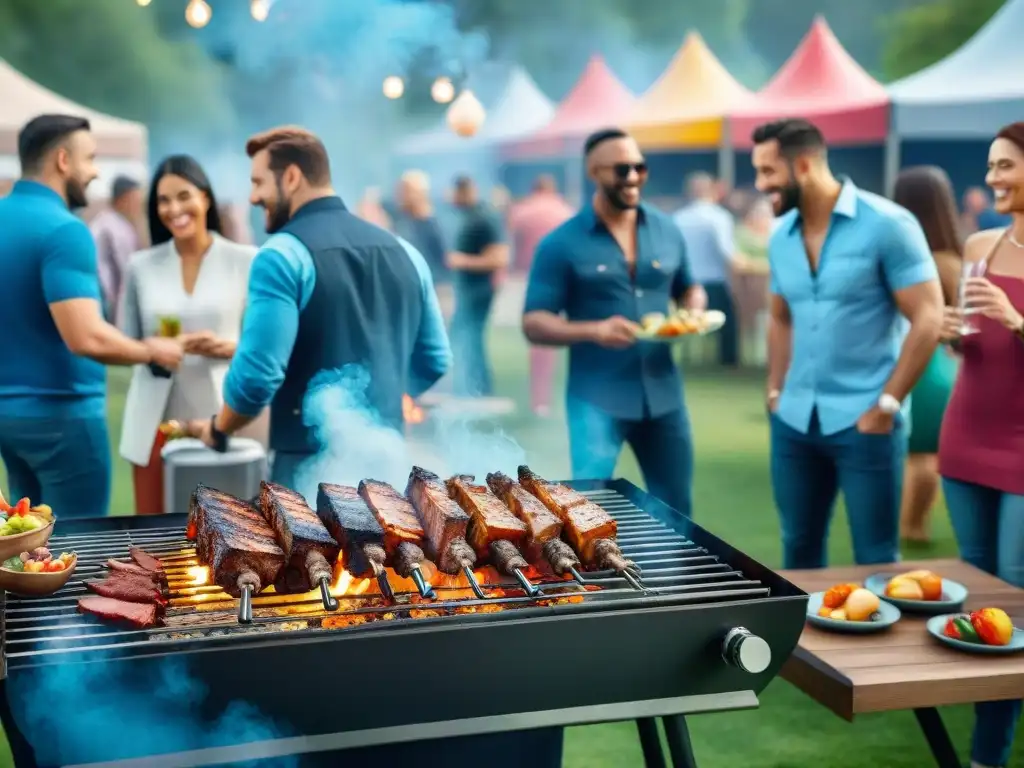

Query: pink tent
left=730, top=17, right=889, bottom=147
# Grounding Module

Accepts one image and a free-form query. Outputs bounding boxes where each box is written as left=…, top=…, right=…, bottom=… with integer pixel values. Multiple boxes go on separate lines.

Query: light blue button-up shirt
left=672, top=200, right=735, bottom=284
left=770, top=180, right=938, bottom=436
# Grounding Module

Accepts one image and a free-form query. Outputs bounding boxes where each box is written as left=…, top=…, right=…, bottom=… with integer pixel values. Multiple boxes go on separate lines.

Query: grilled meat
left=193, top=488, right=285, bottom=598
left=486, top=471, right=563, bottom=560
left=488, top=538, right=528, bottom=574
left=358, top=479, right=425, bottom=553
left=129, top=547, right=162, bottom=572
left=542, top=538, right=581, bottom=576
left=447, top=474, right=527, bottom=560
left=317, top=483, right=387, bottom=578
left=517, top=465, right=618, bottom=563
left=406, top=466, right=475, bottom=574
left=85, top=572, right=165, bottom=604
left=258, top=481, right=339, bottom=593
left=77, top=596, right=160, bottom=628
left=106, top=559, right=163, bottom=581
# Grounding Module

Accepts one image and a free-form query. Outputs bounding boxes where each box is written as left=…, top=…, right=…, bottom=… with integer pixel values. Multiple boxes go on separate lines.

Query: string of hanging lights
left=135, top=0, right=270, bottom=28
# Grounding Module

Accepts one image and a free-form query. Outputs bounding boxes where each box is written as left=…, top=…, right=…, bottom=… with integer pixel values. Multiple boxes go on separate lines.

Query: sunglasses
left=604, top=162, right=648, bottom=180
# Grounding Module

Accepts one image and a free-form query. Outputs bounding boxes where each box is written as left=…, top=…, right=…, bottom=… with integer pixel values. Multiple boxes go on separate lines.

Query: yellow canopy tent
left=628, top=32, right=752, bottom=149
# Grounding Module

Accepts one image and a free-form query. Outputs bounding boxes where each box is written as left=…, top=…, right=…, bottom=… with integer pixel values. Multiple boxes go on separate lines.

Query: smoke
left=13, top=655, right=296, bottom=765
left=293, top=365, right=524, bottom=501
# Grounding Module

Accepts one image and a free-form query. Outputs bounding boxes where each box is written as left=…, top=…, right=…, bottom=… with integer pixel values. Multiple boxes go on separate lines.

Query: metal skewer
left=510, top=567, right=539, bottom=597
left=370, top=562, right=395, bottom=602
left=409, top=564, right=436, bottom=600
left=238, top=584, right=254, bottom=624
left=461, top=565, right=488, bottom=600
left=318, top=576, right=339, bottom=611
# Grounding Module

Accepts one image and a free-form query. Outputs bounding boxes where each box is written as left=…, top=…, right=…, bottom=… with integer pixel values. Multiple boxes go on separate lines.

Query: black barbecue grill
left=0, top=479, right=808, bottom=768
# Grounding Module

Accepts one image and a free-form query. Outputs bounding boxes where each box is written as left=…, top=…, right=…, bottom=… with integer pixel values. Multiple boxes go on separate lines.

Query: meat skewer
left=357, top=479, right=436, bottom=599
left=258, top=481, right=340, bottom=612
left=188, top=485, right=286, bottom=623
left=486, top=471, right=585, bottom=584
left=446, top=475, right=538, bottom=597
left=517, top=465, right=644, bottom=591
left=405, top=467, right=486, bottom=600
left=317, top=483, right=397, bottom=601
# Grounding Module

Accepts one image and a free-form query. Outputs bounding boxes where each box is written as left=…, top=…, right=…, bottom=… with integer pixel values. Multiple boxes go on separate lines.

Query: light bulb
left=446, top=89, right=485, bottom=138
left=431, top=76, right=455, bottom=104
left=184, top=0, right=211, bottom=28
left=250, top=0, right=269, bottom=21
left=136, top=0, right=152, bottom=6
left=382, top=75, right=404, bottom=100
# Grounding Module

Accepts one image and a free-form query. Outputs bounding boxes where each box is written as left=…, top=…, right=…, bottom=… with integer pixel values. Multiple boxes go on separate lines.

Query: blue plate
left=864, top=573, right=967, bottom=614
left=927, top=614, right=1024, bottom=655
left=806, top=592, right=901, bottom=633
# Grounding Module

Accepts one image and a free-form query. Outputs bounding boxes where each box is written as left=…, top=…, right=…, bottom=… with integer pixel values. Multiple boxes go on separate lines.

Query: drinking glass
left=957, top=260, right=987, bottom=335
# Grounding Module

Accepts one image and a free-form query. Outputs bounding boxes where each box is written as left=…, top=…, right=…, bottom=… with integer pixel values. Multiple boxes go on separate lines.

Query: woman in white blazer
left=118, top=155, right=261, bottom=514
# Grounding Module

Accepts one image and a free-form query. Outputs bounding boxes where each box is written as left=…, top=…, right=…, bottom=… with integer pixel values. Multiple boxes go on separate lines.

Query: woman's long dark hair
left=893, top=166, right=963, bottom=257
left=147, top=154, right=222, bottom=246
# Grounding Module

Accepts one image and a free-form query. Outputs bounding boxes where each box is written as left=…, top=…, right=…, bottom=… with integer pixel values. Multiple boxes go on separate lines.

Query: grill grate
left=2, top=488, right=771, bottom=665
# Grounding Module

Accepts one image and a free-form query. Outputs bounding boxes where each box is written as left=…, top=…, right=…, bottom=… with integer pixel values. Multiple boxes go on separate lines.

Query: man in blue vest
left=191, top=126, right=450, bottom=489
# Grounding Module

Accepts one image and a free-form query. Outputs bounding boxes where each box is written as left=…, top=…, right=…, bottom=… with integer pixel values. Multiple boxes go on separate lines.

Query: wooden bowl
left=0, top=554, right=76, bottom=596
left=0, top=519, right=54, bottom=562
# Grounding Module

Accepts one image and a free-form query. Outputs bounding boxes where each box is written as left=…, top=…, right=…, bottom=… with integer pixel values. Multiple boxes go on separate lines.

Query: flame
left=187, top=566, right=210, bottom=585
left=402, top=394, right=425, bottom=424
left=329, top=557, right=506, bottom=600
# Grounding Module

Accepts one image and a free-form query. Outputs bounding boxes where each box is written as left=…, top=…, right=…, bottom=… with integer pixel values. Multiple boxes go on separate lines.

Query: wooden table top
left=779, top=559, right=1024, bottom=721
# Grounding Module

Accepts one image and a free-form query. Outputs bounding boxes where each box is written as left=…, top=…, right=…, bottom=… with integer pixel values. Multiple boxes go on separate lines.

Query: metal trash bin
left=161, top=438, right=268, bottom=515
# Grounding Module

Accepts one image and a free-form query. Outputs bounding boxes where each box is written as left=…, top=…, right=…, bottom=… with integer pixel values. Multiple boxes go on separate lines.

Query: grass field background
left=0, top=327, right=1019, bottom=767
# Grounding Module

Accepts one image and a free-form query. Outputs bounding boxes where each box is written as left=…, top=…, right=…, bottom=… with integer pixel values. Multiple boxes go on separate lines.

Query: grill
left=0, top=479, right=808, bottom=768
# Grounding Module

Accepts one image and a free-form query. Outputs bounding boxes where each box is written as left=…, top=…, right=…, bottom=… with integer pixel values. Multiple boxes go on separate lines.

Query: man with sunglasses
left=523, top=128, right=706, bottom=523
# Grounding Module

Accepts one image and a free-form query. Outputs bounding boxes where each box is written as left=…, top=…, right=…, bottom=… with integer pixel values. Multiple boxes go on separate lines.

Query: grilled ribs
left=357, top=479, right=429, bottom=578
left=406, top=466, right=475, bottom=574
left=447, top=474, right=527, bottom=561
left=517, top=465, right=631, bottom=570
left=85, top=571, right=165, bottom=604
left=486, top=471, right=563, bottom=561
left=190, top=484, right=285, bottom=598
left=258, top=481, right=339, bottom=593
left=317, top=483, right=387, bottom=578
left=77, top=596, right=160, bottom=628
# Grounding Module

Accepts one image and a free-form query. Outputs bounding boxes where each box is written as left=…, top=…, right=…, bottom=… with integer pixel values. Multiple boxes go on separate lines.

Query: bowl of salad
left=0, top=498, right=55, bottom=561
left=0, top=547, right=76, bottom=596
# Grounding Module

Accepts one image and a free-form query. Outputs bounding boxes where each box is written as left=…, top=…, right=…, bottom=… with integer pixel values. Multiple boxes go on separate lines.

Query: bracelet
left=209, top=415, right=228, bottom=453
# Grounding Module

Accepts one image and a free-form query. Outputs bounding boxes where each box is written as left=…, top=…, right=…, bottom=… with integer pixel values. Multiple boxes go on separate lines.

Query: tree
left=881, top=0, right=1007, bottom=80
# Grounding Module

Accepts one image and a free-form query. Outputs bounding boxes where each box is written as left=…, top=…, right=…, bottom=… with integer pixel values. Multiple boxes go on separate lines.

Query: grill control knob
left=722, top=627, right=771, bottom=674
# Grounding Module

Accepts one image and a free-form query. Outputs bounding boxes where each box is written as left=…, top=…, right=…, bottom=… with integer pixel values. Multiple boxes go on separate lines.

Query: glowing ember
left=402, top=394, right=425, bottom=424
left=187, top=566, right=210, bottom=585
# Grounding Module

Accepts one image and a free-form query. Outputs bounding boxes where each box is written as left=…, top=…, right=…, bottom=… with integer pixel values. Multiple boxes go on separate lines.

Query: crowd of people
left=0, top=108, right=1021, bottom=767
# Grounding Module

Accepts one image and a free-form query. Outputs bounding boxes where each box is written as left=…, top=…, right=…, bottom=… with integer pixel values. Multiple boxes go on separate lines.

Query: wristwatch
left=209, top=415, right=229, bottom=453
left=878, top=394, right=901, bottom=415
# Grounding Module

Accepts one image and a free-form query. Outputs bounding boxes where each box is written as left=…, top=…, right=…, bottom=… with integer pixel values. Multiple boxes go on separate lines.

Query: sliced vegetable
left=13, top=498, right=29, bottom=517
left=953, top=616, right=979, bottom=643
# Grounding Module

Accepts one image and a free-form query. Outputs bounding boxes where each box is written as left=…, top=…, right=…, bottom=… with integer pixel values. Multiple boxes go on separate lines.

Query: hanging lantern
left=251, top=0, right=269, bottom=21
left=446, top=90, right=485, bottom=138
left=184, top=0, right=212, bottom=28
left=431, top=76, right=455, bottom=104
left=382, top=75, right=405, bottom=100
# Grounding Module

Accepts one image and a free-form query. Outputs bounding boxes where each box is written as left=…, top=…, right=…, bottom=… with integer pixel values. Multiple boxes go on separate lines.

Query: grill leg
left=662, top=714, right=698, bottom=768
left=635, top=717, right=667, bottom=768
left=913, top=707, right=961, bottom=768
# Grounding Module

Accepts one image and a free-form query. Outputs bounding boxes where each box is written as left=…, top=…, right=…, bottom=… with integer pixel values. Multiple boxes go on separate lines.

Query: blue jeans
left=0, top=415, right=110, bottom=518
left=450, top=280, right=495, bottom=397
left=941, top=477, right=1023, bottom=767
left=567, top=397, right=693, bottom=519
left=769, top=410, right=906, bottom=568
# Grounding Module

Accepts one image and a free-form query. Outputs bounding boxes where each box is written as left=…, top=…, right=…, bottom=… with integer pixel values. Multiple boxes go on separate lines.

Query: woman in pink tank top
left=937, top=123, right=1024, bottom=768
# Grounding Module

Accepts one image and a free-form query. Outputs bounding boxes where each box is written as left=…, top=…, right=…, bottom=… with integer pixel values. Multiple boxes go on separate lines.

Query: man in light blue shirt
left=672, top=172, right=740, bottom=365
left=753, top=119, right=943, bottom=569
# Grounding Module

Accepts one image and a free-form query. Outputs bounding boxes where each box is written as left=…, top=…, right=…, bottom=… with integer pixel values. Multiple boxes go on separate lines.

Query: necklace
left=1008, top=231, right=1024, bottom=249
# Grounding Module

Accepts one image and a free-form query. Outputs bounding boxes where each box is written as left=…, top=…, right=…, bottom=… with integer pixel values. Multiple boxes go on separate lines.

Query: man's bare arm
left=884, top=280, right=944, bottom=401
left=49, top=298, right=152, bottom=365
left=766, top=294, right=792, bottom=397
left=522, top=310, right=602, bottom=347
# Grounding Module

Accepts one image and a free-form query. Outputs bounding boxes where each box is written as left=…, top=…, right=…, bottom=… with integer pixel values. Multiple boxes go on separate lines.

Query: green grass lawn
left=0, top=328, right=1019, bottom=767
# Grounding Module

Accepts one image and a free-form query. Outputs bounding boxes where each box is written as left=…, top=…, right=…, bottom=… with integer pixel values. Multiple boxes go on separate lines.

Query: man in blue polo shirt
left=753, top=119, right=943, bottom=568
left=523, top=128, right=706, bottom=522
left=0, top=115, right=182, bottom=517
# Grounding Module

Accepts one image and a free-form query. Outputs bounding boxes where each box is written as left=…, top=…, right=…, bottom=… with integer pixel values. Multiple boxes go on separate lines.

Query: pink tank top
left=938, top=233, right=1024, bottom=494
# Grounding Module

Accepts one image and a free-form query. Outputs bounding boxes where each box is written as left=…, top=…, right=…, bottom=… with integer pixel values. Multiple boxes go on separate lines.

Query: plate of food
left=0, top=548, right=77, bottom=596
left=634, top=309, right=726, bottom=342
left=927, top=609, right=1024, bottom=655
left=806, top=583, right=901, bottom=633
left=0, top=497, right=55, bottom=561
left=864, top=569, right=967, bottom=614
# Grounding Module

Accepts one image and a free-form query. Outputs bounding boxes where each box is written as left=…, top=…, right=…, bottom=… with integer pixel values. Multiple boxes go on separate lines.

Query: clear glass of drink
left=958, top=260, right=988, bottom=335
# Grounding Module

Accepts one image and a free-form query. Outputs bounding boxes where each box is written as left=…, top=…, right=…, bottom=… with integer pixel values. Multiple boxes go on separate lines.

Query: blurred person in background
left=119, top=155, right=260, bottom=515
left=733, top=194, right=774, bottom=363
left=891, top=167, right=961, bottom=545
left=0, top=115, right=182, bottom=517
left=962, top=185, right=1011, bottom=234
left=524, top=128, right=706, bottom=526
left=393, top=170, right=450, bottom=316
left=672, top=172, right=743, bottom=366
left=446, top=175, right=509, bottom=398
left=188, top=127, right=449, bottom=492
left=755, top=118, right=943, bottom=569
left=89, top=175, right=141, bottom=323
left=939, top=123, right=1024, bottom=768
left=508, top=174, right=574, bottom=417
left=355, top=185, right=391, bottom=230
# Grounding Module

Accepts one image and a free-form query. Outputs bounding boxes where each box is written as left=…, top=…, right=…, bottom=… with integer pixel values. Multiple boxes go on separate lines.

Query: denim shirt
left=770, top=180, right=938, bottom=435
left=523, top=202, right=694, bottom=420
